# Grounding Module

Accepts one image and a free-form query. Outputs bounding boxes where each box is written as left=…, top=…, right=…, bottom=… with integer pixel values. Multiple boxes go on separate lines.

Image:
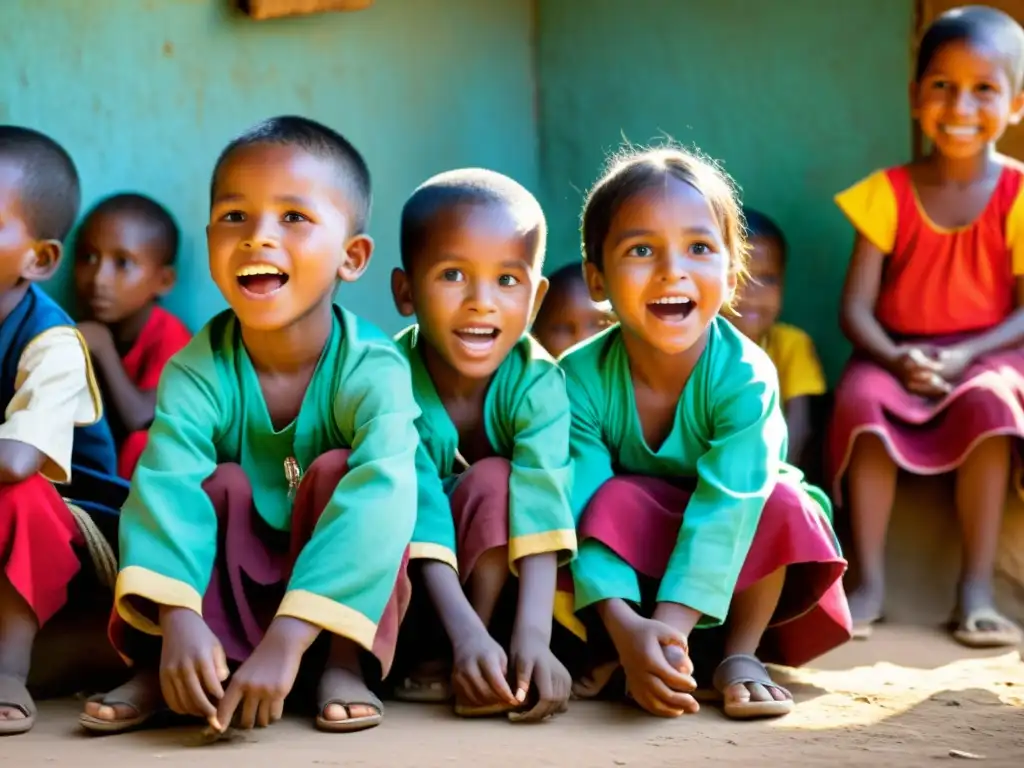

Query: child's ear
left=21, top=240, right=63, bottom=282
left=529, top=276, right=550, bottom=325
left=156, top=265, right=177, bottom=297
left=908, top=80, right=920, bottom=119
left=391, top=267, right=416, bottom=317
left=1010, top=90, right=1024, bottom=126
left=338, top=234, right=374, bottom=283
left=583, top=261, right=607, bottom=303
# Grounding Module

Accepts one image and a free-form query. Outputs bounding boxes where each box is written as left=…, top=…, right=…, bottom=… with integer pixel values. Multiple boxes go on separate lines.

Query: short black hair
left=400, top=168, right=546, bottom=271
left=0, top=125, right=80, bottom=242
left=743, top=207, right=787, bottom=266
left=916, top=5, right=1024, bottom=91
left=210, top=115, right=372, bottom=233
left=80, top=193, right=180, bottom=265
left=546, top=262, right=587, bottom=293
left=581, top=145, right=747, bottom=281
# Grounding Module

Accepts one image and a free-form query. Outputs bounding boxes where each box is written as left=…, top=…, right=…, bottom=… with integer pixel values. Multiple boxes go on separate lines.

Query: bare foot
left=571, top=660, right=620, bottom=699
left=81, top=670, right=164, bottom=729
left=846, top=584, right=885, bottom=637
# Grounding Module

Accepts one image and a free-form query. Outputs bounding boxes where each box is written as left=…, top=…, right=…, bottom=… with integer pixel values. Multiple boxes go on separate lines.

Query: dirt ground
left=4, top=624, right=1022, bottom=768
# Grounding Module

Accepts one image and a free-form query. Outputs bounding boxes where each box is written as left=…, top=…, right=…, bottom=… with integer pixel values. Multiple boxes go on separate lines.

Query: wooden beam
left=235, top=0, right=374, bottom=21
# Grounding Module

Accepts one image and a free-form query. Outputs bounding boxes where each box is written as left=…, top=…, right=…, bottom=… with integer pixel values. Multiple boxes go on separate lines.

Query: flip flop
left=78, top=694, right=160, bottom=734
left=393, top=676, right=452, bottom=703
left=315, top=669, right=383, bottom=733
left=950, top=607, right=1023, bottom=649
left=0, top=675, right=36, bottom=736
left=712, top=654, right=794, bottom=720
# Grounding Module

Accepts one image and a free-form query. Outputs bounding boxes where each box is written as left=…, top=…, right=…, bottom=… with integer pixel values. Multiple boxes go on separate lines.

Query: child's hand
left=892, top=346, right=951, bottom=397
left=507, top=628, right=571, bottom=722
left=607, top=614, right=698, bottom=718
left=214, top=618, right=310, bottom=730
left=451, top=628, right=519, bottom=710
left=77, top=321, right=115, bottom=357
left=932, top=345, right=974, bottom=384
left=159, top=607, right=229, bottom=727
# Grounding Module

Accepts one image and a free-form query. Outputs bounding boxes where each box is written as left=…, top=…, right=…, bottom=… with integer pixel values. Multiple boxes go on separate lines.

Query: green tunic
left=395, top=325, right=577, bottom=574
left=561, top=317, right=833, bottom=627
left=115, top=306, right=420, bottom=656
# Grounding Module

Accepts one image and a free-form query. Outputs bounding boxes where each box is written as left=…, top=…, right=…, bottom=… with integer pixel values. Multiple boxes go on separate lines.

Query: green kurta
left=395, top=325, right=577, bottom=574
left=115, top=306, right=420, bottom=655
left=562, top=317, right=832, bottom=627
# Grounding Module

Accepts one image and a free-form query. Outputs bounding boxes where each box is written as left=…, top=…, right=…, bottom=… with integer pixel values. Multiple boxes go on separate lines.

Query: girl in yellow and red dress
left=830, top=5, right=1024, bottom=648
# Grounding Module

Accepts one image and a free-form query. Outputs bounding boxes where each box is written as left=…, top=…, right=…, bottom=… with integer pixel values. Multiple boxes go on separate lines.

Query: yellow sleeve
left=766, top=324, right=827, bottom=402
left=835, top=170, right=897, bottom=254
left=1006, top=183, right=1024, bottom=275
left=0, top=326, right=102, bottom=483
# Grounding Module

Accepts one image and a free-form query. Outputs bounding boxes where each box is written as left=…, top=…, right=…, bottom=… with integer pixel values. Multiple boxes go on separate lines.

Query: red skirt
left=828, top=339, right=1024, bottom=504
left=0, top=474, right=83, bottom=626
left=110, top=449, right=411, bottom=676
left=449, top=457, right=512, bottom=581
left=557, top=475, right=851, bottom=667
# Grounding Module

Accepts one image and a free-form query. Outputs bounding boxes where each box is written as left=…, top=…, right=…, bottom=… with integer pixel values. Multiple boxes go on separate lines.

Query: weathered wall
left=535, top=0, right=914, bottom=382
left=0, top=0, right=540, bottom=333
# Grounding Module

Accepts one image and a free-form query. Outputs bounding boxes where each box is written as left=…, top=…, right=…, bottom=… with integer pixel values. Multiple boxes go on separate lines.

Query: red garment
left=878, top=165, right=1023, bottom=336
left=117, top=306, right=191, bottom=479
left=0, top=474, right=83, bottom=626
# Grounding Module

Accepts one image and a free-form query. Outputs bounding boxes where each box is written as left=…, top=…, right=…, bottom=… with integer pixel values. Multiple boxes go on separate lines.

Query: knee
left=469, top=457, right=512, bottom=486
left=305, top=450, right=351, bottom=483
left=849, top=432, right=892, bottom=465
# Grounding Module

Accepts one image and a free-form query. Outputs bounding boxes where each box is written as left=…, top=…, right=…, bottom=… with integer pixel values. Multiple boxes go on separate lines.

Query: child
left=728, top=208, right=827, bottom=466
left=0, top=125, right=125, bottom=735
left=560, top=146, right=850, bottom=721
left=390, top=169, right=577, bottom=722
left=79, top=116, right=420, bottom=735
left=830, top=6, right=1024, bottom=647
left=532, top=263, right=615, bottom=358
left=74, top=193, right=192, bottom=480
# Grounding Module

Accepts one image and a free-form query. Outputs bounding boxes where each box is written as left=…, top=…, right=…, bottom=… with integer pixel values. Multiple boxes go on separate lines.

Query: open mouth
left=940, top=124, right=981, bottom=138
left=236, top=263, right=289, bottom=297
left=647, top=296, right=696, bottom=324
left=453, top=326, right=501, bottom=354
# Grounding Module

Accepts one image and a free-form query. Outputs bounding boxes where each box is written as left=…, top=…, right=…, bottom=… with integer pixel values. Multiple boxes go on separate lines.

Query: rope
left=65, top=501, right=118, bottom=592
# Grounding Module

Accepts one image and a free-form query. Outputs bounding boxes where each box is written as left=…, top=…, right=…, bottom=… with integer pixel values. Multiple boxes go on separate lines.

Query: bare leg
left=0, top=574, right=36, bottom=723
left=467, top=546, right=510, bottom=629
left=845, top=434, right=898, bottom=630
left=952, top=436, right=1019, bottom=645
left=319, top=636, right=378, bottom=723
left=720, top=566, right=791, bottom=709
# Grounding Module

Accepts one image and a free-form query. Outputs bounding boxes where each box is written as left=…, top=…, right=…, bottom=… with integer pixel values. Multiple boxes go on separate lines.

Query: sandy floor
left=6, top=624, right=1024, bottom=768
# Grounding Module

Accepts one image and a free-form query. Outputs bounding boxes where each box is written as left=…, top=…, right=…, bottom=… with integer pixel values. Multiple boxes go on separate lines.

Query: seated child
left=560, top=146, right=851, bottom=721
left=80, top=116, right=420, bottom=735
left=73, top=193, right=192, bottom=480
left=830, top=7, right=1024, bottom=647
left=390, top=169, right=577, bottom=722
left=532, top=263, right=615, bottom=358
left=727, top=208, right=826, bottom=467
left=0, top=125, right=125, bottom=736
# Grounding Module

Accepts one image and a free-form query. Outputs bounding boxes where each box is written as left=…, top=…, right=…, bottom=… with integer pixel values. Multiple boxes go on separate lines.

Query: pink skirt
left=556, top=475, right=851, bottom=667
left=827, top=339, right=1024, bottom=503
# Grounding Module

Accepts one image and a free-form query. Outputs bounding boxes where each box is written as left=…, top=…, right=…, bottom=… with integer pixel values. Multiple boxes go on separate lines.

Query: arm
left=784, top=396, right=813, bottom=466
left=0, top=327, right=97, bottom=484
left=507, top=363, right=577, bottom=637
left=277, top=348, right=420, bottom=655
left=839, top=234, right=902, bottom=368
left=79, top=321, right=157, bottom=433
left=656, top=370, right=785, bottom=627
left=115, top=346, right=222, bottom=634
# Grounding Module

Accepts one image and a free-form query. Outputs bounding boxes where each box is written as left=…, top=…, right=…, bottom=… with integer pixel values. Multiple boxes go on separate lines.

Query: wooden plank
left=236, top=0, right=374, bottom=21
left=914, top=0, right=1024, bottom=160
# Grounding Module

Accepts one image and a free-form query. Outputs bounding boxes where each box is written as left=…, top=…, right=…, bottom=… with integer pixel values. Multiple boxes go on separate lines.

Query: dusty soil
left=6, top=624, right=1023, bottom=768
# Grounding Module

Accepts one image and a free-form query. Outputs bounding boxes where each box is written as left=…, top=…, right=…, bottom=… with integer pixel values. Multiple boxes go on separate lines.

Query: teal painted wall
left=536, top=0, right=915, bottom=381
left=0, top=0, right=539, bottom=334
